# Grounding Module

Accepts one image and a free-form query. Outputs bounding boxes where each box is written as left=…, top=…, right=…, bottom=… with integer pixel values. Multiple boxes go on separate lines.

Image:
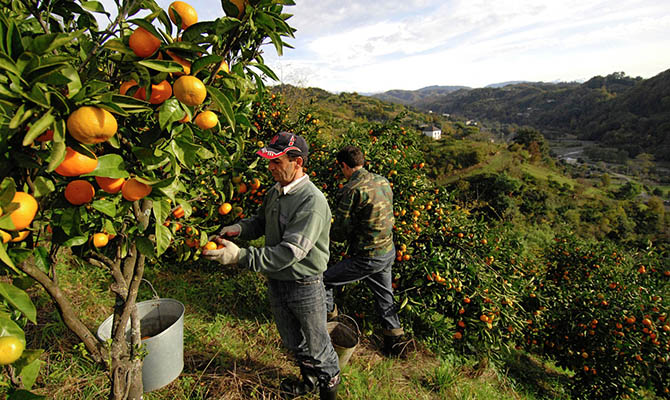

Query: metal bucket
left=97, top=298, right=185, bottom=392
left=327, top=314, right=359, bottom=368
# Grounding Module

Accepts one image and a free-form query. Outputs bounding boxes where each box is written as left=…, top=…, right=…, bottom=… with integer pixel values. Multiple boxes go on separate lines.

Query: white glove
left=202, top=238, right=240, bottom=265
left=219, top=224, right=241, bottom=238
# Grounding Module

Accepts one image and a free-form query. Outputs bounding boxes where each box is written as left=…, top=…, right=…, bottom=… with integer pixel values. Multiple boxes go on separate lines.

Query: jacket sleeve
left=238, top=206, right=329, bottom=274
left=330, top=187, right=357, bottom=243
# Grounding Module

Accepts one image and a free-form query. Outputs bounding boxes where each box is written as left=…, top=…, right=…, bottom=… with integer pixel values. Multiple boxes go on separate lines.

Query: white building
left=423, top=125, right=442, bottom=140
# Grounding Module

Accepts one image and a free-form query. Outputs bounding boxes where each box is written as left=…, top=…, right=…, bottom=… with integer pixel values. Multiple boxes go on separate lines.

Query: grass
left=18, top=255, right=576, bottom=399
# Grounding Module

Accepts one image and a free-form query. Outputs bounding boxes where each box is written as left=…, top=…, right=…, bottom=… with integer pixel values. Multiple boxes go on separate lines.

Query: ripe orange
left=122, top=80, right=172, bottom=104
left=453, top=332, right=462, bottom=340
left=65, top=180, right=95, bottom=205
left=179, top=112, right=191, bottom=123
left=0, top=230, right=29, bottom=243
left=204, top=241, right=218, bottom=251
left=237, top=182, right=247, bottom=194
left=250, top=178, right=261, bottom=190
left=173, top=206, right=185, bottom=218
left=218, top=202, right=232, bottom=215
left=129, top=27, right=161, bottom=58
left=195, top=111, right=218, bottom=129
left=92, top=233, right=109, bottom=248
left=67, top=106, right=118, bottom=144
left=173, top=75, right=206, bottom=106
left=95, top=176, right=125, bottom=194
left=55, top=147, right=98, bottom=177
left=214, top=60, right=229, bottom=78
left=7, top=192, right=38, bottom=231
left=166, top=50, right=191, bottom=75
left=122, top=178, right=152, bottom=201
left=168, top=1, right=198, bottom=29
left=0, top=336, right=24, bottom=365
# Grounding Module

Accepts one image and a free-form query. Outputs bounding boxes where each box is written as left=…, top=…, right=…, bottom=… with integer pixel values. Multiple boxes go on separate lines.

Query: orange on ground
left=195, top=111, right=218, bottom=129
left=65, top=180, right=95, bottom=205
left=173, top=75, right=206, bottom=106
left=95, top=176, right=125, bottom=194
left=0, top=336, right=24, bottom=365
left=67, top=106, right=118, bottom=144
left=55, top=147, right=98, bottom=177
left=218, top=202, right=232, bottom=215
left=169, top=1, right=198, bottom=29
left=92, top=233, right=109, bottom=248
left=173, top=206, right=185, bottom=218
left=122, top=178, right=152, bottom=201
left=166, top=50, right=191, bottom=75
left=129, top=27, right=161, bottom=58
left=7, top=192, right=38, bottom=231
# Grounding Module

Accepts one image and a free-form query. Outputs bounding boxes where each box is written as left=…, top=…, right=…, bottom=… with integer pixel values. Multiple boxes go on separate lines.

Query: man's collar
left=277, top=174, right=309, bottom=195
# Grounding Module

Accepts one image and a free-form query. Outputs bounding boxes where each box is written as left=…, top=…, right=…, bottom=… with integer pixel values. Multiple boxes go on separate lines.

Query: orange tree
left=0, top=0, right=294, bottom=398
left=525, top=235, right=670, bottom=399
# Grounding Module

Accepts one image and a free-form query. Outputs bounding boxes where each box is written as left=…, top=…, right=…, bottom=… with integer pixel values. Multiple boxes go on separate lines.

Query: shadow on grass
left=503, top=351, right=572, bottom=400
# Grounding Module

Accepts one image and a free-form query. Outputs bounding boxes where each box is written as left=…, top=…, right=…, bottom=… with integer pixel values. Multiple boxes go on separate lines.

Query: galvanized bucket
left=97, top=298, right=185, bottom=392
left=327, top=314, right=359, bottom=368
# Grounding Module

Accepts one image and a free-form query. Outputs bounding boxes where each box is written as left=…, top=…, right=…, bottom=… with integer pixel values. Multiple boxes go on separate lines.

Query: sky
left=99, top=0, right=670, bottom=94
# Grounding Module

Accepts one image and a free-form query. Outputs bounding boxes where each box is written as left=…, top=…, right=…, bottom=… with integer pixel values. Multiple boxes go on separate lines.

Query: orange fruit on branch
left=95, top=176, right=125, bottom=194
left=129, top=27, right=161, bottom=58
left=122, top=178, right=152, bottom=201
left=64, top=180, right=95, bottom=205
left=168, top=1, right=198, bottom=29
left=166, top=50, right=191, bottom=75
left=218, top=202, right=232, bottom=215
left=195, top=110, right=218, bottom=129
left=0, top=336, right=24, bottom=365
left=55, top=147, right=98, bottom=177
left=173, top=206, right=185, bottom=218
left=6, top=192, right=38, bottom=231
left=121, top=80, right=172, bottom=104
left=173, top=75, right=206, bottom=106
left=92, top=233, right=109, bottom=248
left=67, top=106, right=118, bottom=144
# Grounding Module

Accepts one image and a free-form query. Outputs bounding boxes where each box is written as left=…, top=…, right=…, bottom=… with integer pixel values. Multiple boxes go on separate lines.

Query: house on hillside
left=422, top=125, right=442, bottom=140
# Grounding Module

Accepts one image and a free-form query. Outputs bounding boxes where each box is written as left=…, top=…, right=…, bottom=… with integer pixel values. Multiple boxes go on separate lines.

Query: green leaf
left=46, top=141, right=66, bottom=172
left=18, top=358, right=44, bottom=391
left=190, top=55, right=223, bottom=76
left=62, top=236, right=87, bottom=247
left=152, top=199, right=171, bottom=225
left=91, top=199, right=117, bottom=218
left=128, top=19, right=163, bottom=42
left=136, top=236, right=156, bottom=258
left=87, top=154, right=128, bottom=178
left=29, top=31, right=84, bottom=55
left=0, top=316, right=25, bottom=343
left=61, top=65, right=82, bottom=98
left=22, top=109, right=54, bottom=146
left=7, top=388, right=46, bottom=400
left=32, top=177, right=55, bottom=198
left=155, top=225, right=172, bottom=256
left=171, top=137, right=200, bottom=168
left=0, top=243, right=18, bottom=273
left=206, top=86, right=235, bottom=131
left=0, top=283, right=37, bottom=323
left=32, top=247, right=49, bottom=275
left=0, top=53, right=20, bottom=76
left=80, top=1, right=109, bottom=14
left=103, top=38, right=135, bottom=56
left=158, top=98, right=183, bottom=130
left=23, top=85, right=49, bottom=108
left=248, top=62, right=279, bottom=81
left=137, top=60, right=183, bottom=73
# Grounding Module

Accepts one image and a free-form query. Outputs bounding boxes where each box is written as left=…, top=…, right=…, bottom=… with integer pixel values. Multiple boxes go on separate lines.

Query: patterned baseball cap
left=257, top=132, right=309, bottom=159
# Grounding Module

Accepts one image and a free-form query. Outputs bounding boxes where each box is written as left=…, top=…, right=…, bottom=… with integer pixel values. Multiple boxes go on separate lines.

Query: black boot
left=382, top=334, right=413, bottom=358
left=279, top=367, right=318, bottom=399
left=319, top=373, right=340, bottom=400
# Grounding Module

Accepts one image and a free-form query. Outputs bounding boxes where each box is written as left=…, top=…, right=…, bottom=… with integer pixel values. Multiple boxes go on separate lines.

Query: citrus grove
left=0, top=0, right=294, bottom=398
left=0, top=1, right=668, bottom=400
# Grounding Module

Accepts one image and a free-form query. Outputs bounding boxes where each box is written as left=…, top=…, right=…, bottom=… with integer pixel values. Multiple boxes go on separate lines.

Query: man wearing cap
left=325, top=145, right=408, bottom=357
left=203, top=132, right=341, bottom=400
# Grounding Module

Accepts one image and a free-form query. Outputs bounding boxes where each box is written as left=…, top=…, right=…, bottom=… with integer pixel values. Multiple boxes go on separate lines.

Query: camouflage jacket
left=331, top=168, right=395, bottom=257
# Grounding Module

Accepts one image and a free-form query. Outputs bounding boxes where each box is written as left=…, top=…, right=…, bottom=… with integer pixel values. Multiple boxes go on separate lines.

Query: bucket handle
left=333, top=314, right=360, bottom=337
left=142, top=278, right=160, bottom=300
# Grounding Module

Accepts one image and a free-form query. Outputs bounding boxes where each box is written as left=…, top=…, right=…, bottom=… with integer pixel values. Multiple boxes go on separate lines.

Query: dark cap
left=257, top=132, right=309, bottom=160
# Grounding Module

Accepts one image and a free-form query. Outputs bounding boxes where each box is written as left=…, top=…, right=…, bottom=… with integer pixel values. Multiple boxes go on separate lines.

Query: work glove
left=218, top=224, right=241, bottom=238
left=202, top=238, right=240, bottom=266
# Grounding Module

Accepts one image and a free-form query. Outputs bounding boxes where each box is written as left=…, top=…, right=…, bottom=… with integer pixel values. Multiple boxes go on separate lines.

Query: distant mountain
left=372, top=85, right=470, bottom=105
left=485, top=81, right=530, bottom=88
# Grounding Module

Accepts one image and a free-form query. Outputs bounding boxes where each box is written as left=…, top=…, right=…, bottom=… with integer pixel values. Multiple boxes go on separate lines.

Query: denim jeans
left=267, top=275, right=340, bottom=382
left=324, top=248, right=404, bottom=335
